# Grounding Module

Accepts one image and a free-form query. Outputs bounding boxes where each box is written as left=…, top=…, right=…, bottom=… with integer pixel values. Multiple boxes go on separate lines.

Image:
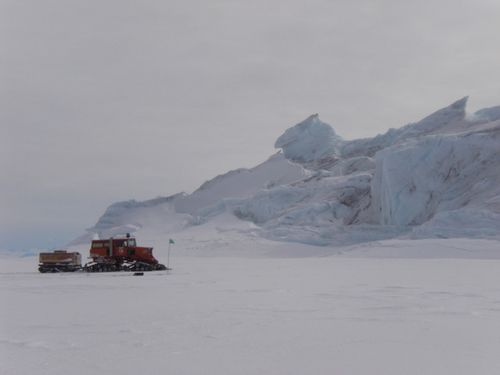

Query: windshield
left=127, top=239, right=136, bottom=247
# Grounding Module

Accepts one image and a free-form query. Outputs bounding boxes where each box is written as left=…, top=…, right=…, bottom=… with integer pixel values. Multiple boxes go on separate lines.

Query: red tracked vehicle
left=83, top=234, right=166, bottom=272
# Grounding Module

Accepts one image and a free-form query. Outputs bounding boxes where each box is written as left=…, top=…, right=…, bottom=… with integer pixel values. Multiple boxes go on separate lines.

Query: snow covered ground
left=3, top=98, right=500, bottom=374
left=2, top=238, right=500, bottom=375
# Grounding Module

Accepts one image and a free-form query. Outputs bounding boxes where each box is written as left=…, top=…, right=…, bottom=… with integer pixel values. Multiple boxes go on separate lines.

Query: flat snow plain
left=2, top=238, right=500, bottom=375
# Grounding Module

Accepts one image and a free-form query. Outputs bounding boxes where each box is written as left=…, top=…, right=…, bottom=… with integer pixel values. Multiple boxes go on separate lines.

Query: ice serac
left=232, top=173, right=374, bottom=245
left=274, top=114, right=343, bottom=165
left=403, top=96, right=468, bottom=135
left=371, top=125, right=500, bottom=229
left=473, top=105, right=500, bottom=122
left=72, top=97, right=500, bottom=250
left=342, top=97, right=469, bottom=158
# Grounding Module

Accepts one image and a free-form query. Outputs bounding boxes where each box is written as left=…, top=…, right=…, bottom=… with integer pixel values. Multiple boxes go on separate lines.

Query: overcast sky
left=2, top=0, right=499, bottom=251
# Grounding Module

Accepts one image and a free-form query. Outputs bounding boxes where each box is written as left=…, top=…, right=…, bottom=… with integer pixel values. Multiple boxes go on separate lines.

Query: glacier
left=71, top=97, right=500, bottom=250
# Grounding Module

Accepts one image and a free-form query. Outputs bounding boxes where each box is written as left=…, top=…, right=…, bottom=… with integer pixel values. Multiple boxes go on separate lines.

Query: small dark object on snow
left=133, top=272, right=144, bottom=276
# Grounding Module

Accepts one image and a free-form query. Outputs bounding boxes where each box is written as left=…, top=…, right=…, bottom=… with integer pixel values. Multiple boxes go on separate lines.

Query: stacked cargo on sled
left=38, top=250, right=82, bottom=273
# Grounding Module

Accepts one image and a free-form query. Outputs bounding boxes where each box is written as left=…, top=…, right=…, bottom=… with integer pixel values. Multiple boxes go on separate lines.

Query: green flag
left=169, top=239, right=175, bottom=244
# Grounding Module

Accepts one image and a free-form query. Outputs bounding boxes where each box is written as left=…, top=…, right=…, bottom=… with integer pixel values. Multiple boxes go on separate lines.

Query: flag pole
left=167, top=242, right=171, bottom=270
left=167, top=239, right=174, bottom=271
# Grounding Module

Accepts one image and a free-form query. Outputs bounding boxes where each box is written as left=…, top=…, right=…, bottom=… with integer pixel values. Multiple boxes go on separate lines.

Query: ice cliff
left=73, top=97, right=500, bottom=248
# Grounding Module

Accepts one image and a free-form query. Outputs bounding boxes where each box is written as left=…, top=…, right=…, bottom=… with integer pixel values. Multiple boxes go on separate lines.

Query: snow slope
left=71, top=153, right=306, bottom=245
left=174, top=152, right=306, bottom=214
left=71, top=97, right=500, bottom=250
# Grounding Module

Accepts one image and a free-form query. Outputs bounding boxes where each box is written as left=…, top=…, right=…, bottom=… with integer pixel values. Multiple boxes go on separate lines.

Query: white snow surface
left=2, top=237, right=500, bottom=375
left=71, top=97, right=500, bottom=249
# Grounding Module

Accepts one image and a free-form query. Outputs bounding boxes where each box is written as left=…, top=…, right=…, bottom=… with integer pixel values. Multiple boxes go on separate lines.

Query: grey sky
left=2, top=0, right=499, bottom=251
